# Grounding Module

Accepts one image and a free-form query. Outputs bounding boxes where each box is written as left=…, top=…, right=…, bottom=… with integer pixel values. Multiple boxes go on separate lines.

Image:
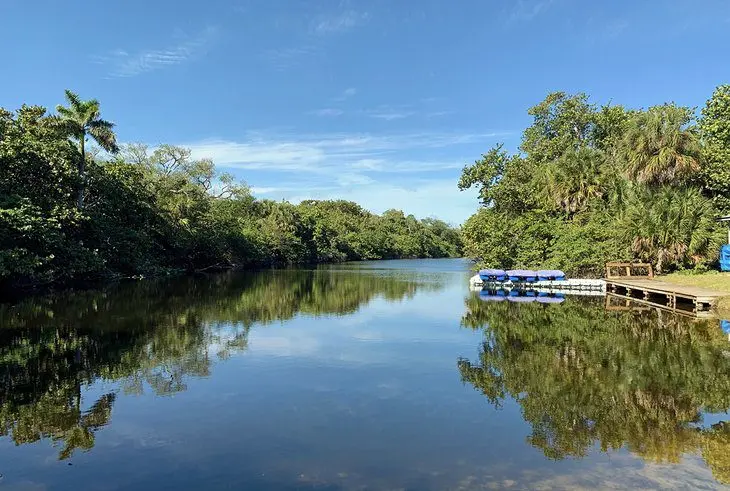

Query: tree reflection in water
left=0, top=269, right=432, bottom=460
left=458, top=294, right=730, bottom=483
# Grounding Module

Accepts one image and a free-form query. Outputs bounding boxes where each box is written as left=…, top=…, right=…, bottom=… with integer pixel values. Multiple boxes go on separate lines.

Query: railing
left=605, top=262, right=654, bottom=279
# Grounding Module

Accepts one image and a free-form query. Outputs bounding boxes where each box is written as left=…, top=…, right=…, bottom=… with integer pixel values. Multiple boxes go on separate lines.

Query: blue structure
left=536, top=292, right=565, bottom=304
left=479, top=289, right=508, bottom=302
left=479, top=269, right=508, bottom=281
left=506, top=269, right=538, bottom=282
left=722, top=320, right=730, bottom=334
left=721, top=245, right=730, bottom=272
left=537, top=270, right=566, bottom=281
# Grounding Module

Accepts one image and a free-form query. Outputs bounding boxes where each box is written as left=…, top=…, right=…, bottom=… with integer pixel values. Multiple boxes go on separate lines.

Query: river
left=2, top=258, right=730, bottom=490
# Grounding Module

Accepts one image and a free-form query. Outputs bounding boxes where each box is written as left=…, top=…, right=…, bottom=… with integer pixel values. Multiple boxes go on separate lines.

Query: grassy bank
left=661, top=272, right=730, bottom=317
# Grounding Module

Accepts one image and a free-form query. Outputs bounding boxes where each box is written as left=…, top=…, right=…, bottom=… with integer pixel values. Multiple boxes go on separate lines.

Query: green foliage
left=621, top=103, right=702, bottom=186
left=459, top=295, right=730, bottom=475
left=56, top=90, right=119, bottom=209
left=459, top=87, right=728, bottom=275
left=621, top=186, right=724, bottom=273
left=700, top=85, right=730, bottom=212
left=0, top=94, right=462, bottom=290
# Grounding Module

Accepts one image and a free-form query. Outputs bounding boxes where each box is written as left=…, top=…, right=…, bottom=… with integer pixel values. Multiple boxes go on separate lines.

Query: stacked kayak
left=478, top=269, right=508, bottom=282
left=506, top=270, right=538, bottom=282
left=537, top=270, right=566, bottom=281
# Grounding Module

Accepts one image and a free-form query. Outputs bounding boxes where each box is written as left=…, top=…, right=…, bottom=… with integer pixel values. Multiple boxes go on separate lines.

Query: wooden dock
left=604, top=262, right=724, bottom=314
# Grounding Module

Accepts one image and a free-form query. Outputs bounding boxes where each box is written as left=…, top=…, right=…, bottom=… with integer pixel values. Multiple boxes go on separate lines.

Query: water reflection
left=458, top=293, right=730, bottom=483
left=0, top=269, right=435, bottom=461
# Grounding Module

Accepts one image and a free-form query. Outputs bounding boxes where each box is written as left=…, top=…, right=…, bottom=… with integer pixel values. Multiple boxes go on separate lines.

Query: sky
left=2, top=0, right=729, bottom=224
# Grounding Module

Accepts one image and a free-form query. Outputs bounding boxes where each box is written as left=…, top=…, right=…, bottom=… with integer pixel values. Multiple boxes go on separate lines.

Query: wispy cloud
left=93, top=27, right=218, bottom=78
left=366, top=106, right=416, bottom=121
left=333, top=87, right=357, bottom=101
left=426, top=110, right=453, bottom=118
left=181, top=130, right=506, bottom=224
left=312, top=10, right=369, bottom=35
left=261, top=45, right=320, bottom=71
left=184, top=131, right=508, bottom=174
left=508, top=0, right=555, bottom=23
left=310, top=108, right=345, bottom=117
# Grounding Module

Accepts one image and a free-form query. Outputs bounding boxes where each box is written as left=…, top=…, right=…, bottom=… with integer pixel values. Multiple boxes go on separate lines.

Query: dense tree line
left=0, top=91, right=462, bottom=290
left=459, top=85, right=730, bottom=276
left=459, top=295, right=730, bottom=483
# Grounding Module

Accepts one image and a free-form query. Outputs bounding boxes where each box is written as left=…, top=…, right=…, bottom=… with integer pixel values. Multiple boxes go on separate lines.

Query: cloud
left=94, top=27, right=218, bottom=78
left=312, top=10, right=369, bottom=35
left=508, top=0, right=555, bottom=23
left=426, top=111, right=453, bottom=118
left=184, top=131, right=506, bottom=174
left=178, top=129, right=511, bottom=223
left=250, top=186, right=282, bottom=194
left=180, top=130, right=506, bottom=223
left=366, top=106, right=416, bottom=121
left=310, top=108, right=345, bottom=117
left=333, top=87, right=357, bottom=101
left=261, top=45, right=319, bottom=71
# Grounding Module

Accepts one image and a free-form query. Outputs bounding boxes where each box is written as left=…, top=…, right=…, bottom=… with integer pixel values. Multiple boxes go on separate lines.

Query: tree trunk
left=77, top=135, right=86, bottom=209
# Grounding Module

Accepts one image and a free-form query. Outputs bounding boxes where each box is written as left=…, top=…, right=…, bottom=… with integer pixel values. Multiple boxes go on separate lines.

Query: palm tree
left=542, top=147, right=606, bottom=214
left=56, top=90, right=119, bottom=208
left=621, top=186, right=722, bottom=273
left=621, top=104, right=702, bottom=186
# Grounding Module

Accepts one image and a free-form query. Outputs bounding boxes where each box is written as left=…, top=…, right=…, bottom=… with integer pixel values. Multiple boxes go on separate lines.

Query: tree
left=621, top=104, right=702, bottom=186
left=699, top=85, right=730, bottom=212
left=541, top=147, right=606, bottom=214
left=521, top=92, right=597, bottom=163
left=621, top=186, right=723, bottom=273
left=56, top=90, right=119, bottom=209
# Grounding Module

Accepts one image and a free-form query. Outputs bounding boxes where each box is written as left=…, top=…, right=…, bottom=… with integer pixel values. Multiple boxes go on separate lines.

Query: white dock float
left=469, top=274, right=606, bottom=295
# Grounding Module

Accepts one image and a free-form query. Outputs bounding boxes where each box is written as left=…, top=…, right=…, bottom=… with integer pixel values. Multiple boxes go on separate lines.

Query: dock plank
left=605, top=278, right=726, bottom=313
left=607, top=279, right=723, bottom=299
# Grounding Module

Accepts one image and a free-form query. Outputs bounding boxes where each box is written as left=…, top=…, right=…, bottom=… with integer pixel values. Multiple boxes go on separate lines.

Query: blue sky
left=2, top=0, right=729, bottom=224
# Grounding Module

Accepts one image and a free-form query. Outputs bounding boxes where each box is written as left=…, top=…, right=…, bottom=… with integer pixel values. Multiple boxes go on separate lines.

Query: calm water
left=3, top=258, right=730, bottom=490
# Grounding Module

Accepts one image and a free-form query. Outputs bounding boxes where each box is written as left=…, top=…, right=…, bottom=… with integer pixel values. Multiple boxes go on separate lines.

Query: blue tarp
left=721, top=245, right=730, bottom=272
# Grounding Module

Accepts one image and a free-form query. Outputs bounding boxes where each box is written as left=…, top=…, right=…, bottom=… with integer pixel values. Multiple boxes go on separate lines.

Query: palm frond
left=64, top=89, right=84, bottom=112
left=87, top=119, right=115, bottom=131
left=88, top=125, right=119, bottom=153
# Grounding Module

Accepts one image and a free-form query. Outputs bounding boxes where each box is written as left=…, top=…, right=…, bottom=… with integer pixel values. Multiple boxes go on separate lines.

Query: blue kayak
left=479, top=269, right=508, bottom=281
left=537, top=270, right=566, bottom=281
left=506, top=270, right=538, bottom=282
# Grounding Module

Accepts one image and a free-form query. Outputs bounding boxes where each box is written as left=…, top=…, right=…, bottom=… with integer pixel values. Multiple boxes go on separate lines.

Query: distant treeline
left=459, top=85, right=730, bottom=276
left=0, top=91, right=462, bottom=289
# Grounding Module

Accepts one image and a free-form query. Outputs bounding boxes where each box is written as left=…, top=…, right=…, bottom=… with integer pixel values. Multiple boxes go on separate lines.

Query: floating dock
left=469, top=274, right=606, bottom=294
